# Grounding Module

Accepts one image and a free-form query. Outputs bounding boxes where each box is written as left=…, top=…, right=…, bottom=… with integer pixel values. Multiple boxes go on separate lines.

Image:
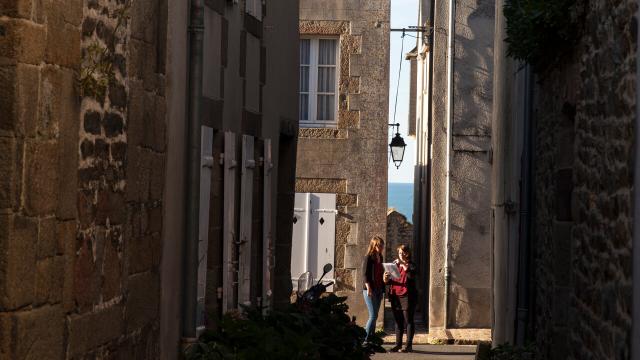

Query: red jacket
left=388, top=261, right=417, bottom=297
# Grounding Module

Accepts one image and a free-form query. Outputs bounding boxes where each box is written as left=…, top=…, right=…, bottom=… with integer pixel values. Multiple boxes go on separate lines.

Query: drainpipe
left=182, top=0, right=204, bottom=344
left=514, top=64, right=533, bottom=346
left=632, top=5, right=640, bottom=358
left=443, top=0, right=455, bottom=330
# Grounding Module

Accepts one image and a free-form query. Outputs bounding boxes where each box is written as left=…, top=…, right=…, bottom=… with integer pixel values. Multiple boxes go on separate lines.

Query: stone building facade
left=410, top=0, right=494, bottom=340
left=491, top=0, right=637, bottom=358
left=0, top=0, right=299, bottom=358
left=295, top=0, right=390, bottom=326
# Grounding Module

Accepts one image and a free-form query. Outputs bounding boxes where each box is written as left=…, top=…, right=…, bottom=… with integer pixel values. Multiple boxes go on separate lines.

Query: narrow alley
left=0, top=0, right=639, bottom=359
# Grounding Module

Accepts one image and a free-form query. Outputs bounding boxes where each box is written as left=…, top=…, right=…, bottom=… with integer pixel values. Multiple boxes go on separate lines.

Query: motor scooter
left=296, top=263, right=334, bottom=305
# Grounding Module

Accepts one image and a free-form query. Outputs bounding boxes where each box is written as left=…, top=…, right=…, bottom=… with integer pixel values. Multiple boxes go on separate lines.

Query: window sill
left=299, top=122, right=338, bottom=129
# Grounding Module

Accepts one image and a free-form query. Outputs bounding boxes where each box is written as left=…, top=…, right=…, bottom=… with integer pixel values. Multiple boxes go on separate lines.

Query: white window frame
left=299, top=37, right=340, bottom=128
left=246, top=0, right=262, bottom=19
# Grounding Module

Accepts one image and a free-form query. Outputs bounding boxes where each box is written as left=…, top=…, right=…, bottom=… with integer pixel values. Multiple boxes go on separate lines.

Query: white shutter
left=246, top=0, right=262, bottom=19
left=262, top=139, right=273, bottom=307
left=196, top=126, right=214, bottom=330
left=309, top=193, right=336, bottom=285
left=291, top=193, right=336, bottom=290
left=291, top=193, right=310, bottom=289
left=222, top=132, right=237, bottom=312
left=238, top=135, right=255, bottom=306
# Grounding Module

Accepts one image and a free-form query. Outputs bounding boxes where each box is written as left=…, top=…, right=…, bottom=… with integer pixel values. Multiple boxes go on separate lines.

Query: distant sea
left=388, top=182, right=414, bottom=222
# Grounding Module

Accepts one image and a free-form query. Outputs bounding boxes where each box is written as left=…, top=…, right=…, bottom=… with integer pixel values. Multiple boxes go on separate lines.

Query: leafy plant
left=504, top=0, right=583, bottom=70
left=488, top=343, right=537, bottom=360
left=428, top=338, right=447, bottom=345
left=78, top=1, right=131, bottom=98
left=185, top=294, right=385, bottom=360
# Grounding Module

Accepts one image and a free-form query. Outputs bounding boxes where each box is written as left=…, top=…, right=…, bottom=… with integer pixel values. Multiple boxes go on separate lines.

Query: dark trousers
left=389, top=294, right=416, bottom=347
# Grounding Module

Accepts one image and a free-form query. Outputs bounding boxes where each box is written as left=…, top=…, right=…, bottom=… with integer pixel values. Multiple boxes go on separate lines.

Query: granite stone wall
left=0, top=0, right=82, bottom=357
left=531, top=0, right=636, bottom=358
left=0, top=0, right=167, bottom=357
left=530, top=59, right=579, bottom=360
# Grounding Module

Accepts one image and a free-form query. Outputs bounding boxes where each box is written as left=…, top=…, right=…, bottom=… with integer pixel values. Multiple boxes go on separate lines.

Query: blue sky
left=387, top=0, right=419, bottom=184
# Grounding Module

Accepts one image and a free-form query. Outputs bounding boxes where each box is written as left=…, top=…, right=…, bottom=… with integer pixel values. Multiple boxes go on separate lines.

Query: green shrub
left=489, top=343, right=537, bottom=360
left=185, top=294, right=385, bottom=360
left=504, top=0, right=583, bottom=70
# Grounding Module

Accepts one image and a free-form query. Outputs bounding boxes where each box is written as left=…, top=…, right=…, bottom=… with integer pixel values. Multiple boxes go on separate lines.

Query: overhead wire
left=389, top=30, right=407, bottom=164
left=392, top=30, right=406, bottom=128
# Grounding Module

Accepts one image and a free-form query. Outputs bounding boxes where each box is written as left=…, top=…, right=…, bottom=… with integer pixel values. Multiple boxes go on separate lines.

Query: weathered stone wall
left=297, top=0, right=390, bottom=326
left=0, top=0, right=167, bottom=357
left=386, top=209, right=413, bottom=261
left=0, top=0, right=81, bottom=357
left=531, top=0, right=636, bottom=358
left=530, top=59, right=579, bottom=360
left=428, top=0, right=494, bottom=333
left=569, top=2, right=635, bottom=358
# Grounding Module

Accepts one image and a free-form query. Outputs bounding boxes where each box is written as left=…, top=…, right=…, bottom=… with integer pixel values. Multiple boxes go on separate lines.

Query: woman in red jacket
left=384, top=244, right=417, bottom=353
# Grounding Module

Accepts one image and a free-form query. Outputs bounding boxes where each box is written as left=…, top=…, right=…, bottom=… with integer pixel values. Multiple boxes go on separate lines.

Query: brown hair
left=366, top=236, right=384, bottom=257
left=397, top=244, right=412, bottom=259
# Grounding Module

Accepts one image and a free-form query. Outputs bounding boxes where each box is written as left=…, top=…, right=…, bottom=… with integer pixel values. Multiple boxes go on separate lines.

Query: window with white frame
left=246, top=0, right=262, bottom=19
left=299, top=38, right=339, bottom=127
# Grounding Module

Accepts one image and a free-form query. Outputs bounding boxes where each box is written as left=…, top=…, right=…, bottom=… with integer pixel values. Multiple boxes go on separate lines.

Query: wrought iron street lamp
left=388, top=123, right=407, bottom=169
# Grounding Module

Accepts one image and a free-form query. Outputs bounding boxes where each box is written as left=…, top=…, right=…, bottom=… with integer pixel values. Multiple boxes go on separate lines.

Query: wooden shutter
left=197, top=126, right=215, bottom=330
left=262, top=139, right=273, bottom=307
left=309, top=193, right=336, bottom=284
left=222, top=132, right=237, bottom=312
left=238, top=135, right=255, bottom=306
left=291, top=193, right=336, bottom=289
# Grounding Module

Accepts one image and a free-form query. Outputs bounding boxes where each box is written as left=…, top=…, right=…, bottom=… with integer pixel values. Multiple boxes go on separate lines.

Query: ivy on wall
left=504, top=0, right=582, bottom=70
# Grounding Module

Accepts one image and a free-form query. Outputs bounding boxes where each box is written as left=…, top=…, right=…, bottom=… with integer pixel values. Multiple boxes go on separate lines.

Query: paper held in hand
left=383, top=263, right=401, bottom=280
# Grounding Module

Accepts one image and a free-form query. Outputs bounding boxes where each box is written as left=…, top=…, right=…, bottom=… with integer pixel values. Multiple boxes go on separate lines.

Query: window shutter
left=238, top=135, right=255, bottom=306
left=309, top=193, right=336, bottom=285
left=246, top=0, right=262, bottom=19
left=291, top=193, right=310, bottom=289
left=291, top=193, right=336, bottom=290
left=196, top=126, right=215, bottom=330
left=222, top=131, right=237, bottom=312
left=262, top=139, right=273, bottom=307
